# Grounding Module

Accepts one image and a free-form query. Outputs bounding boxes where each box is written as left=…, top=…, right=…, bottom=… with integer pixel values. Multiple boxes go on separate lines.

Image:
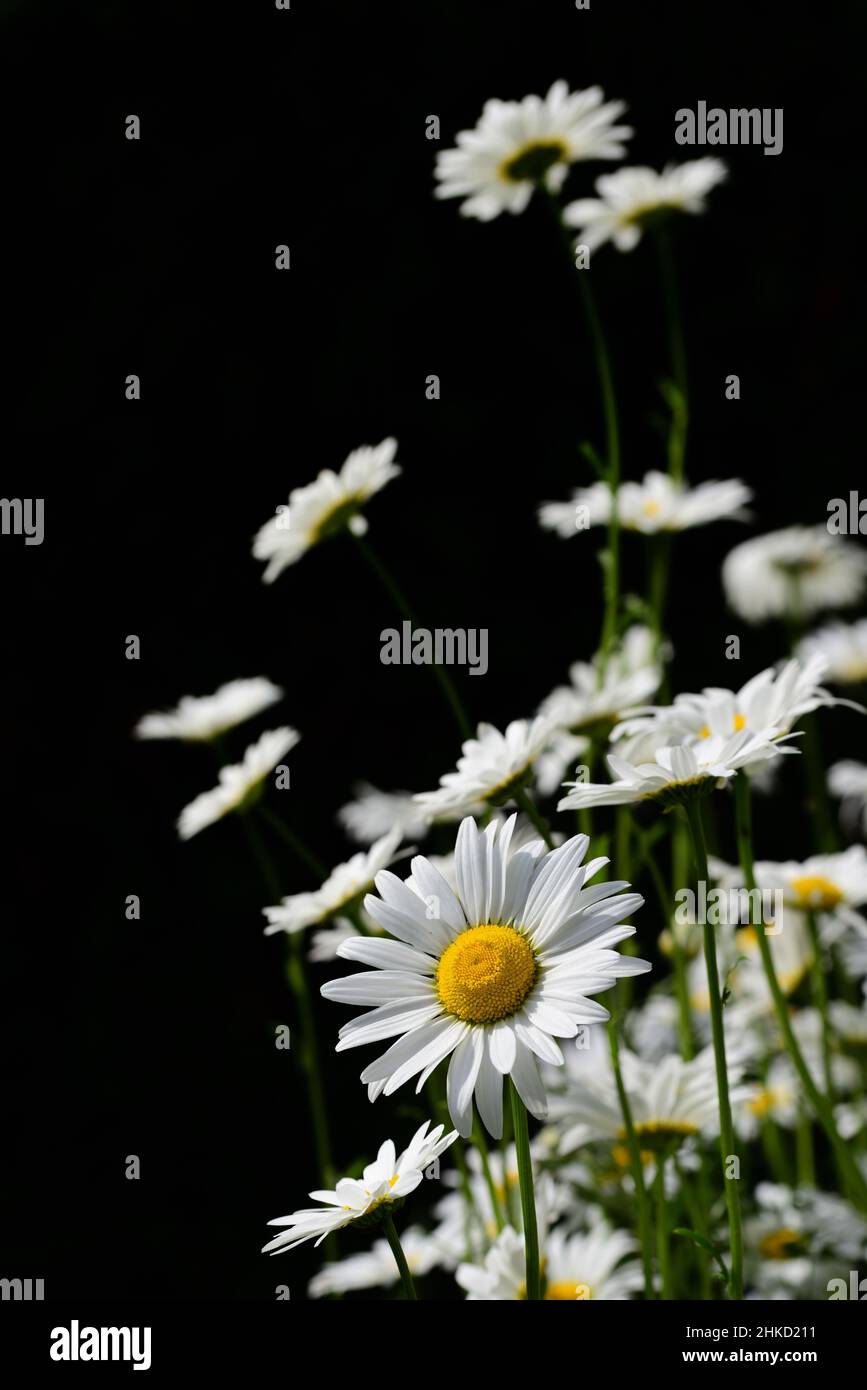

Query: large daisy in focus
left=722, top=526, right=867, bottom=624
left=413, top=716, right=558, bottom=820
left=134, top=676, right=283, bottom=742
left=321, top=815, right=647, bottom=1137
left=434, top=82, right=631, bottom=222
left=253, top=438, right=400, bottom=582
left=539, top=470, right=750, bottom=537
left=562, top=158, right=726, bottom=252
left=177, top=727, right=298, bottom=840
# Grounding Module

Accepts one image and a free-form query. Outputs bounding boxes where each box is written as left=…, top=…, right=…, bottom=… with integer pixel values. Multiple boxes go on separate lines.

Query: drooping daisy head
left=321, top=815, right=647, bottom=1137
left=414, top=716, right=559, bottom=820
left=562, top=158, right=726, bottom=252
left=253, top=438, right=400, bottom=582
left=456, top=1222, right=644, bottom=1300
left=177, top=727, right=299, bottom=840
left=798, top=618, right=867, bottom=686
left=262, top=1120, right=458, bottom=1255
left=539, top=471, right=751, bottom=536
left=134, top=676, right=283, bottom=742
left=434, top=81, right=631, bottom=222
left=722, top=525, right=867, bottom=625
left=262, top=829, right=404, bottom=937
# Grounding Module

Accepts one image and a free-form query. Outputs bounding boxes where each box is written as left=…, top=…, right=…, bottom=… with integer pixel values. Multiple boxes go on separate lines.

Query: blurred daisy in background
left=262, top=1120, right=457, bottom=1254
left=434, top=81, right=631, bottom=222
left=539, top=471, right=750, bottom=536
left=562, top=158, right=726, bottom=252
left=338, top=783, right=434, bottom=846
left=253, top=438, right=400, bottom=582
left=308, top=1226, right=450, bottom=1298
left=722, top=526, right=867, bottom=624
left=539, top=626, right=664, bottom=735
left=457, top=1222, right=644, bottom=1300
left=177, top=727, right=298, bottom=840
left=134, top=676, right=283, bottom=742
left=322, top=815, right=647, bottom=1136
left=829, top=760, right=867, bottom=836
left=263, top=829, right=404, bottom=937
left=744, top=1182, right=867, bottom=1298
left=799, top=618, right=867, bottom=685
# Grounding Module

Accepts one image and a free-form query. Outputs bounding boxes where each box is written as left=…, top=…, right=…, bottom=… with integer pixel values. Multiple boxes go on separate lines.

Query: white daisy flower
left=321, top=815, right=648, bottom=1137
left=549, top=1043, right=748, bottom=1153
left=263, top=829, right=404, bottom=936
left=262, top=1120, right=458, bottom=1254
left=722, top=526, right=867, bottom=624
left=337, top=783, right=434, bottom=846
left=611, top=656, right=858, bottom=768
left=562, top=158, right=727, bottom=252
left=177, top=727, right=298, bottom=841
left=457, top=1223, right=643, bottom=1300
left=434, top=81, right=631, bottom=223
left=710, top=846, right=867, bottom=944
left=308, top=1226, right=448, bottom=1297
left=252, top=438, right=400, bottom=583
left=738, top=1056, right=799, bottom=1140
left=799, top=618, right=867, bottom=685
left=134, top=676, right=283, bottom=742
left=534, top=732, right=591, bottom=799
left=558, top=731, right=784, bottom=814
left=745, top=1183, right=867, bottom=1283
left=307, top=920, right=362, bottom=964
left=414, top=716, right=559, bottom=820
left=829, top=759, right=867, bottom=836
left=539, top=626, right=664, bottom=734
left=539, top=470, right=750, bottom=536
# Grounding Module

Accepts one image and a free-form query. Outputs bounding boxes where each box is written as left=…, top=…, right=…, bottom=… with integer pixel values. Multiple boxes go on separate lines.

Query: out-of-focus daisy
left=549, top=1044, right=748, bottom=1153
left=539, top=471, right=750, bottom=537
left=799, top=619, right=867, bottom=686
left=710, top=846, right=867, bottom=945
left=263, top=830, right=404, bottom=937
left=562, top=159, right=726, bottom=252
left=308, top=920, right=361, bottom=964
left=414, top=716, right=558, bottom=820
left=434, top=82, right=631, bottom=222
left=322, top=815, right=647, bottom=1136
left=612, top=657, right=855, bottom=766
left=262, top=1120, right=457, bottom=1254
left=338, top=783, right=434, bottom=845
left=134, top=676, right=283, bottom=742
left=252, top=438, right=400, bottom=583
left=539, top=626, right=663, bottom=736
left=457, top=1223, right=643, bottom=1300
left=558, top=731, right=784, bottom=814
left=829, top=760, right=867, bottom=836
left=829, top=1000, right=867, bottom=1057
left=737, top=1056, right=799, bottom=1140
left=744, top=1182, right=867, bottom=1297
left=722, top=526, right=867, bottom=624
left=308, top=1226, right=448, bottom=1297
left=177, top=727, right=298, bottom=841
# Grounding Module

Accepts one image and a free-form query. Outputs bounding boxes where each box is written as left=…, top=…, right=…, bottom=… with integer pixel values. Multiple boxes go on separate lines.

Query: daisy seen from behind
left=722, top=526, right=867, bottom=624
left=177, top=727, right=298, bottom=840
left=562, top=158, right=727, bottom=252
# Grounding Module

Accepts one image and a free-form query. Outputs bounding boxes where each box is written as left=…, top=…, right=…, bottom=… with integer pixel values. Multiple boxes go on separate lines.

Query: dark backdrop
left=3, top=0, right=865, bottom=1299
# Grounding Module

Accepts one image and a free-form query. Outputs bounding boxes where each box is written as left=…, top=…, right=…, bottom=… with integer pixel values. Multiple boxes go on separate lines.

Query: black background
left=3, top=0, right=865, bottom=1300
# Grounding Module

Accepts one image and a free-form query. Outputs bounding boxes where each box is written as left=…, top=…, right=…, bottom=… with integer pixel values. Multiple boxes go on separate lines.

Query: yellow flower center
left=759, top=1227, right=806, bottom=1261
left=748, top=1088, right=779, bottom=1118
left=698, top=724, right=711, bottom=739
left=733, top=712, right=747, bottom=731
left=546, top=1280, right=592, bottom=1300
left=642, top=498, right=662, bottom=517
left=499, top=139, right=569, bottom=183
left=789, top=874, right=844, bottom=910
left=436, top=924, right=536, bottom=1023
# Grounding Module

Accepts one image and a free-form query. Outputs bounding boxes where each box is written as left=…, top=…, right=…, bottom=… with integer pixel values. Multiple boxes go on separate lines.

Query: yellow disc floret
left=436, top=924, right=536, bottom=1023
left=789, top=873, right=844, bottom=910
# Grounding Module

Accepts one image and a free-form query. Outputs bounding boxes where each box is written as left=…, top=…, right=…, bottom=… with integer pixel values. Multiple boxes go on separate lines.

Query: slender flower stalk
left=258, top=803, right=328, bottom=878
left=511, top=783, right=555, bottom=849
left=352, top=531, right=471, bottom=738
left=655, top=1155, right=673, bottom=1299
left=806, top=910, right=835, bottom=1101
left=382, top=1211, right=418, bottom=1300
left=655, top=226, right=688, bottom=481
left=509, top=1079, right=541, bottom=1301
left=608, top=1018, right=655, bottom=1298
left=733, top=775, right=867, bottom=1212
left=472, top=1121, right=506, bottom=1234
left=683, top=799, right=744, bottom=1299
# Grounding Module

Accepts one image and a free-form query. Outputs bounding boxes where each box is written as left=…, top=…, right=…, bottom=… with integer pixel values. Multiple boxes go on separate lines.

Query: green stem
left=655, top=225, right=688, bottom=481
left=608, top=1019, right=655, bottom=1299
left=382, top=1211, right=418, bottom=1300
left=684, top=798, right=744, bottom=1300
left=806, top=910, right=835, bottom=1102
left=800, top=714, right=838, bottom=852
left=795, top=1111, right=815, bottom=1187
left=511, top=784, right=555, bottom=850
left=472, top=1121, right=506, bottom=1234
left=655, top=1156, right=673, bottom=1299
left=509, top=1079, right=541, bottom=1301
left=733, top=775, right=867, bottom=1212
left=760, top=1120, right=791, bottom=1187
left=648, top=533, right=672, bottom=656
left=352, top=532, right=471, bottom=739
left=258, top=803, right=328, bottom=879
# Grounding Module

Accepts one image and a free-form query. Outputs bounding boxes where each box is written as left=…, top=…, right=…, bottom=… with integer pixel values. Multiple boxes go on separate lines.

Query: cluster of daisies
left=135, top=78, right=867, bottom=1299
